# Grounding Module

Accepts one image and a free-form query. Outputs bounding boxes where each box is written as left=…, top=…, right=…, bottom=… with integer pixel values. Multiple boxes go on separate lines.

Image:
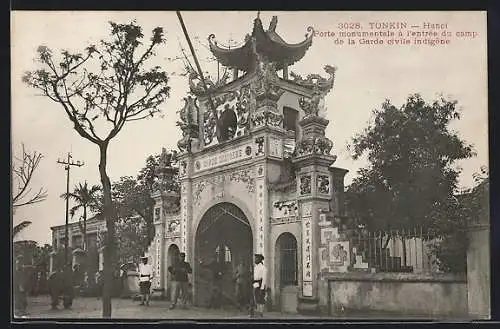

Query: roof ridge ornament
left=290, top=65, right=337, bottom=94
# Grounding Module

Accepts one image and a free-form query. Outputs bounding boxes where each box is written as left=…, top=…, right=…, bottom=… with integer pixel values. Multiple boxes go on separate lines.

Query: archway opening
left=194, top=202, right=252, bottom=307
left=275, top=232, right=298, bottom=312
left=166, top=244, right=180, bottom=299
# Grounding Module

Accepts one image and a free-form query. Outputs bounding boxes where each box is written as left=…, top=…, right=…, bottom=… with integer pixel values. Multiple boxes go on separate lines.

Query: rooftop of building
left=208, top=14, right=313, bottom=72
left=50, top=214, right=104, bottom=231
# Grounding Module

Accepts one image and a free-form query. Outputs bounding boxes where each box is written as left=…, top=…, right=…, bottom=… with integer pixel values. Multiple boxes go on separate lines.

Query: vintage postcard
left=11, top=11, right=489, bottom=321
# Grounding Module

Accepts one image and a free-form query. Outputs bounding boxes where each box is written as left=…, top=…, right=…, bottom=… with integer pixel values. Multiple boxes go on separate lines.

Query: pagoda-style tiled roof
left=208, top=15, right=313, bottom=72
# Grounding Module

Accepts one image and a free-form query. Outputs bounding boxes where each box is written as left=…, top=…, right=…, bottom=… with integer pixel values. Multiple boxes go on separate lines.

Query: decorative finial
left=257, top=11, right=260, bottom=19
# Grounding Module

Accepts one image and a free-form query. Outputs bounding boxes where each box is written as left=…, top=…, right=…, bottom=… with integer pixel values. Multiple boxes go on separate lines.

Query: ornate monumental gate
left=146, top=14, right=350, bottom=313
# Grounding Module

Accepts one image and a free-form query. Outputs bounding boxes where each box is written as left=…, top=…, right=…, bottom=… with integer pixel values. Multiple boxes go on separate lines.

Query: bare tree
left=22, top=21, right=170, bottom=318
left=12, top=144, right=48, bottom=208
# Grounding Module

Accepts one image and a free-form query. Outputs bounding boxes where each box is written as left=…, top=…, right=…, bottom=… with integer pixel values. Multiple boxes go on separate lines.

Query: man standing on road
left=168, top=252, right=192, bottom=309
left=138, top=256, right=153, bottom=306
left=251, top=254, right=267, bottom=318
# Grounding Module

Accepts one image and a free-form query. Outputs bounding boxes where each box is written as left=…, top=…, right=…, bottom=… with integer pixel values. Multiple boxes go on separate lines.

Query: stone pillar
left=466, top=181, right=490, bottom=319
left=293, top=114, right=336, bottom=314
left=178, top=153, right=193, bottom=260
left=151, top=148, right=182, bottom=297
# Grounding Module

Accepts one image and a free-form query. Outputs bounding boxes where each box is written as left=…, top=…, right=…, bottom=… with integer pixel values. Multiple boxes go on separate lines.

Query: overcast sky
left=11, top=11, right=488, bottom=244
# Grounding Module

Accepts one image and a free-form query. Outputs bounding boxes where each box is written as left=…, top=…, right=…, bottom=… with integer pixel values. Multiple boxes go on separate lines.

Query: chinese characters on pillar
left=156, top=235, right=161, bottom=288
left=256, top=178, right=265, bottom=254
left=301, top=207, right=313, bottom=297
left=181, top=183, right=188, bottom=255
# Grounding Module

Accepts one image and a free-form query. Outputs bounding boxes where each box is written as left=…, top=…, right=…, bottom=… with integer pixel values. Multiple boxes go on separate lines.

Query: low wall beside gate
left=318, top=272, right=468, bottom=318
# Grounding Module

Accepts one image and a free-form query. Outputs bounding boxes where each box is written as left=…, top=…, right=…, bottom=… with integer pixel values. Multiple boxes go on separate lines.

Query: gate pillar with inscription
left=150, top=148, right=181, bottom=296
left=293, top=109, right=337, bottom=313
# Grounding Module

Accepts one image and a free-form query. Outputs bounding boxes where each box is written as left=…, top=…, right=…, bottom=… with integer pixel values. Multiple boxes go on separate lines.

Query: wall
left=467, top=224, right=490, bottom=319
left=322, top=272, right=468, bottom=318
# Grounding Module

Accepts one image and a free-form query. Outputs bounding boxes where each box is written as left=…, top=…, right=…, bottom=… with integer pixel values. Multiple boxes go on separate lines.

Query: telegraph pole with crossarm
left=57, top=152, right=84, bottom=267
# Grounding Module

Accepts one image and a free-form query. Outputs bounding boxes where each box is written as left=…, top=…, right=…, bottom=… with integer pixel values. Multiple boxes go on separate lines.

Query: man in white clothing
left=138, top=256, right=154, bottom=306
left=251, top=253, right=267, bottom=317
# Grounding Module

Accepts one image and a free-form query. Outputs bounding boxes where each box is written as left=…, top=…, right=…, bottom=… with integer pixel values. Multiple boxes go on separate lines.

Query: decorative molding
left=255, top=137, right=265, bottom=156
left=272, top=200, right=298, bottom=218
left=301, top=202, right=312, bottom=217
left=317, top=175, right=330, bottom=194
left=269, top=137, right=283, bottom=158
left=166, top=215, right=181, bottom=236
left=271, top=216, right=300, bottom=225
left=319, top=226, right=351, bottom=273
left=251, top=110, right=283, bottom=128
left=193, top=168, right=256, bottom=207
left=300, top=175, right=312, bottom=195
left=201, top=83, right=254, bottom=147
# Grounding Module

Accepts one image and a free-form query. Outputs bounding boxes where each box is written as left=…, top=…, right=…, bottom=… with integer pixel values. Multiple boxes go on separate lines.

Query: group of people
left=137, top=252, right=192, bottom=309
left=137, top=252, right=268, bottom=317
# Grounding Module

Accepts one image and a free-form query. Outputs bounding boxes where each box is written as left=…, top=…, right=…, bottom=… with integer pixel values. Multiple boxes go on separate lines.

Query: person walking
left=251, top=253, right=267, bottom=318
left=138, top=256, right=154, bottom=306
left=234, top=258, right=250, bottom=312
left=168, top=252, right=192, bottom=309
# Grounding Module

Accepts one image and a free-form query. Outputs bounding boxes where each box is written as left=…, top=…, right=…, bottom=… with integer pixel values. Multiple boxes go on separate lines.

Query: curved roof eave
left=208, top=20, right=314, bottom=72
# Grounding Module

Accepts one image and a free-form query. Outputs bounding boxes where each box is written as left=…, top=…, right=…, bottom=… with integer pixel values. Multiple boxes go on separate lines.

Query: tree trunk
left=98, top=142, right=116, bottom=318
left=83, top=206, right=88, bottom=251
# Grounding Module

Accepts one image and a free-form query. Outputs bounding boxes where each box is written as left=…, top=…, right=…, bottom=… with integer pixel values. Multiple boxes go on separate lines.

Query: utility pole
left=57, top=152, right=84, bottom=268
left=176, top=11, right=221, bottom=142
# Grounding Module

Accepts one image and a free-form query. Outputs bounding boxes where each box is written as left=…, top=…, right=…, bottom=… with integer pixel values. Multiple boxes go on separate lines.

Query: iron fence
left=354, top=227, right=442, bottom=273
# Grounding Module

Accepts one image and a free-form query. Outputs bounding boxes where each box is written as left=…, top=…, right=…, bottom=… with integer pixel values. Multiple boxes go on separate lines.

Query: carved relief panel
left=269, top=137, right=283, bottom=158
left=300, top=175, right=312, bottom=195
left=317, top=174, right=330, bottom=195
left=202, top=84, right=254, bottom=147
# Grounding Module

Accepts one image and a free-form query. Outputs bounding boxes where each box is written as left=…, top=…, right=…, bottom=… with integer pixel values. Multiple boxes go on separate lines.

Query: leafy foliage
left=114, top=216, right=150, bottom=265
left=430, top=169, right=489, bottom=273
left=346, top=94, right=477, bottom=272
left=22, top=21, right=171, bottom=317
left=62, top=182, right=102, bottom=218
left=346, top=94, right=475, bottom=232
left=111, top=151, right=171, bottom=264
left=61, top=182, right=102, bottom=250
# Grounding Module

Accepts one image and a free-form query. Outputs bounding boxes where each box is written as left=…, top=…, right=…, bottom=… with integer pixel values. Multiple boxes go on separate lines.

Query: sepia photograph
left=11, top=10, right=490, bottom=321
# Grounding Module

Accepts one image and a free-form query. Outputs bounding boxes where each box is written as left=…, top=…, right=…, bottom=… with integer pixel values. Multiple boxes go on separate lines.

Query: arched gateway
left=194, top=202, right=252, bottom=306
left=146, top=14, right=350, bottom=314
